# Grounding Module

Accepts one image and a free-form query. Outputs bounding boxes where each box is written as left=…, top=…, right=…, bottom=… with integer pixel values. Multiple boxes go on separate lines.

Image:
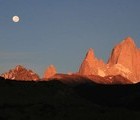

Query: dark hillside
left=0, top=77, right=140, bottom=120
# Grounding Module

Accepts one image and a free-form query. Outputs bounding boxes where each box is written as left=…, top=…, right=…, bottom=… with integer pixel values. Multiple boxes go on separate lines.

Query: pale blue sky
left=0, top=0, right=140, bottom=76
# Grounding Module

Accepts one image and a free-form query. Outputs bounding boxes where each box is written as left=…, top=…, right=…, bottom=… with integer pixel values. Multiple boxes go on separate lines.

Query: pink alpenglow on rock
left=43, top=65, right=57, bottom=79
left=107, top=37, right=140, bottom=83
left=79, top=48, right=106, bottom=77
left=79, top=37, right=140, bottom=83
left=1, top=65, right=40, bottom=81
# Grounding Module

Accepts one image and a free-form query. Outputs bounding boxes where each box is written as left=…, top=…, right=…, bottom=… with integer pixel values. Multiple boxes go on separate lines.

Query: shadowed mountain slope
left=0, top=77, right=140, bottom=119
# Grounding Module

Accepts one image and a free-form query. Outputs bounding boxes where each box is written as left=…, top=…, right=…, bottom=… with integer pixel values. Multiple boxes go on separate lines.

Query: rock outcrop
left=1, top=65, right=40, bottom=81
left=43, top=65, right=56, bottom=79
left=79, top=37, right=140, bottom=83
left=79, top=48, right=106, bottom=77
left=107, top=37, right=140, bottom=83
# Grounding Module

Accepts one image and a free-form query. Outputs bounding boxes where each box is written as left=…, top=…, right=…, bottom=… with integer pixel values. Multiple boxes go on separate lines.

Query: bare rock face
left=79, top=37, right=140, bottom=83
left=79, top=48, right=106, bottom=76
left=107, top=37, right=140, bottom=83
left=1, top=65, right=40, bottom=81
left=43, top=65, right=56, bottom=79
left=108, top=37, right=137, bottom=69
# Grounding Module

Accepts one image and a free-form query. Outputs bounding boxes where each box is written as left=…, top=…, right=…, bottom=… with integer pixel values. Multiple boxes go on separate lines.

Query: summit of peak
left=1, top=65, right=40, bottom=81
left=88, top=48, right=94, bottom=52
left=121, top=36, right=136, bottom=47
left=43, top=65, right=57, bottom=79
left=124, top=36, right=134, bottom=41
left=85, top=48, right=95, bottom=60
left=49, top=64, right=55, bottom=68
left=107, top=37, right=137, bottom=65
left=79, top=37, right=140, bottom=83
left=15, top=65, right=24, bottom=69
left=79, top=48, right=105, bottom=76
left=15, top=65, right=26, bottom=71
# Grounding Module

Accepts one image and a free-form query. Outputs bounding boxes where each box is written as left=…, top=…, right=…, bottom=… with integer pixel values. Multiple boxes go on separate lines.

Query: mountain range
left=1, top=37, right=140, bottom=84
left=1, top=37, right=140, bottom=119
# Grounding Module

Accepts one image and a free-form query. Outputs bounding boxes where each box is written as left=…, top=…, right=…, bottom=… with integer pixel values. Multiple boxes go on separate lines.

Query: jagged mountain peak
left=86, top=48, right=94, bottom=57
left=108, top=37, right=137, bottom=65
left=122, top=36, right=135, bottom=46
left=43, top=64, right=57, bottom=79
left=1, top=36, right=140, bottom=84
left=79, top=37, right=140, bottom=83
left=107, top=37, right=140, bottom=83
left=1, top=65, right=40, bottom=81
left=83, top=48, right=96, bottom=62
left=79, top=48, right=106, bottom=76
left=15, top=65, right=26, bottom=71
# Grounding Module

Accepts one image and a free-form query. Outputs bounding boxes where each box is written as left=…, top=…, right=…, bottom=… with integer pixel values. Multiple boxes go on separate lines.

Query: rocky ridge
left=1, top=37, right=140, bottom=84
left=79, top=48, right=106, bottom=77
left=79, top=37, right=140, bottom=83
left=1, top=65, right=40, bottom=81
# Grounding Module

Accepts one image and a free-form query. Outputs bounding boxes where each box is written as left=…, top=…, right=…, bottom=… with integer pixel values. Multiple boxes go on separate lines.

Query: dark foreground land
left=0, top=78, right=140, bottom=120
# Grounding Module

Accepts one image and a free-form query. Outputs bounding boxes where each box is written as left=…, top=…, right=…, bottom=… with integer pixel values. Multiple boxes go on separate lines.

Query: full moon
left=12, top=16, right=20, bottom=22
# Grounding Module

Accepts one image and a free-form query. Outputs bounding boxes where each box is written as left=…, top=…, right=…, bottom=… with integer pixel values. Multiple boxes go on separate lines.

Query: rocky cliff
left=79, top=48, right=106, bottom=77
left=79, top=37, right=140, bottom=83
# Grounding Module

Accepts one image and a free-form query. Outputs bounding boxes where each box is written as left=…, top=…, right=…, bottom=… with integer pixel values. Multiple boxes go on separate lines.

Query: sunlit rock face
left=87, top=75, right=132, bottom=84
left=79, top=48, right=106, bottom=77
left=1, top=65, right=40, bottom=81
left=107, top=37, right=140, bottom=83
left=79, top=37, right=140, bottom=83
left=46, top=73, right=132, bottom=85
left=43, top=65, right=56, bottom=79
